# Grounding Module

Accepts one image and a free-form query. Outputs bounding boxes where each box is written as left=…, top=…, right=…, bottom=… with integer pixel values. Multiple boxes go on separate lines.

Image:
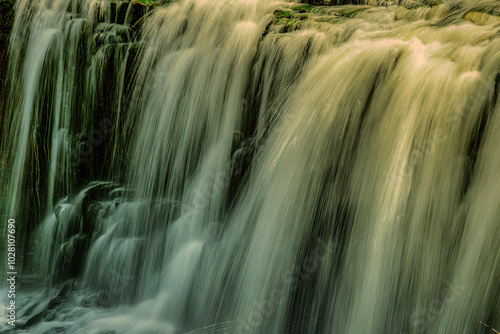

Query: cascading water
left=1, top=0, right=500, bottom=333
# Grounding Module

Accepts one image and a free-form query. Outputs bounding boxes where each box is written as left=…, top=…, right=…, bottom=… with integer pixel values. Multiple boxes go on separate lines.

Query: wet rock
left=47, top=183, right=124, bottom=282
left=23, top=282, right=76, bottom=330
left=129, top=1, right=149, bottom=27
left=0, top=0, right=15, bottom=126
left=110, top=1, right=129, bottom=24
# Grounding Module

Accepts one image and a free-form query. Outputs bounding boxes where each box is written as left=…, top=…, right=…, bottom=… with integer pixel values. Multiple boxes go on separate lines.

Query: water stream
left=1, top=0, right=500, bottom=333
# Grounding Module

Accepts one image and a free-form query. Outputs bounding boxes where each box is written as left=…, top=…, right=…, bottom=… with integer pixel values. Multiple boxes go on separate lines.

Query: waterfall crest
left=1, top=0, right=500, bottom=333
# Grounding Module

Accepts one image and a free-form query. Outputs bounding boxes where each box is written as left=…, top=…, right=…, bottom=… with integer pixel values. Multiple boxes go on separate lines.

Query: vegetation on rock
left=292, top=5, right=313, bottom=12
left=0, top=0, right=15, bottom=129
left=0, top=0, right=15, bottom=12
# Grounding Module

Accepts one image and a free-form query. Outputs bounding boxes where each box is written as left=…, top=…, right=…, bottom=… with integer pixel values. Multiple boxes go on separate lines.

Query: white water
left=2, top=0, right=500, bottom=333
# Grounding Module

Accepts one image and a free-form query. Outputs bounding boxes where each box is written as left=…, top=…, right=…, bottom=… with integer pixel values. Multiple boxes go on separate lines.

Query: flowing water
left=1, top=0, right=500, bottom=333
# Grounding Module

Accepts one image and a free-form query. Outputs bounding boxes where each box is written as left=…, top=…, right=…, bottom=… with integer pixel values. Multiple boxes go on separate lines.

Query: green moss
left=292, top=4, right=313, bottom=13
left=274, top=10, right=294, bottom=20
left=275, top=18, right=295, bottom=25
left=150, top=0, right=172, bottom=9
left=130, top=0, right=166, bottom=6
left=273, top=9, right=295, bottom=24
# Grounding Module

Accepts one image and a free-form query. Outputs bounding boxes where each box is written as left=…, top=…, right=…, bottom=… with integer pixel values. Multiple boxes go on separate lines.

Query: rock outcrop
left=0, top=0, right=15, bottom=128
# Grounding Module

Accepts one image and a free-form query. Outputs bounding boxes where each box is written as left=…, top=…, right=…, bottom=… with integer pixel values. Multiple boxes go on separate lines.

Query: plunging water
left=1, top=0, right=500, bottom=333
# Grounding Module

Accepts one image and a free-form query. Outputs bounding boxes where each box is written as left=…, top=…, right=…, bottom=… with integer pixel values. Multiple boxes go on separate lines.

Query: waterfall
left=1, top=0, right=500, bottom=333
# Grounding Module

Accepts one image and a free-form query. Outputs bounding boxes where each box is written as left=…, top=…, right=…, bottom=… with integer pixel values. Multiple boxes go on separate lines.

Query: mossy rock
left=292, top=4, right=313, bottom=13
left=275, top=17, right=295, bottom=25
left=274, top=9, right=294, bottom=20
left=273, top=8, right=311, bottom=25
left=130, top=0, right=153, bottom=6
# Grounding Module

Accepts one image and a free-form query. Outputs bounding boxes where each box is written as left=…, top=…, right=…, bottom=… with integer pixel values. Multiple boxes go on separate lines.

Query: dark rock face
left=0, top=0, right=15, bottom=129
